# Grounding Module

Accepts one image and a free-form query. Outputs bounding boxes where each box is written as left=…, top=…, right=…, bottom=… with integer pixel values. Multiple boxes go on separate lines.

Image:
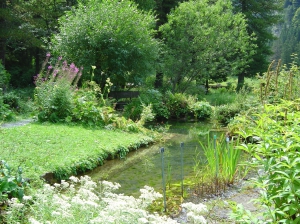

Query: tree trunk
left=0, top=38, right=5, bottom=65
left=236, top=73, right=245, bottom=92
left=205, top=79, right=209, bottom=94
left=154, top=72, right=163, bottom=89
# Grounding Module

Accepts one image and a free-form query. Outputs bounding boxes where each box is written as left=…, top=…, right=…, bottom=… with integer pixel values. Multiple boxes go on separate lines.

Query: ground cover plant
left=231, top=101, right=300, bottom=223
left=228, top=60, right=300, bottom=222
left=3, top=175, right=208, bottom=224
left=0, top=123, right=155, bottom=181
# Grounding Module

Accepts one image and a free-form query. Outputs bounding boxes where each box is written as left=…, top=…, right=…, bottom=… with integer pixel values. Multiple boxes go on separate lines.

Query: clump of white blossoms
left=181, top=202, right=208, bottom=224
left=7, top=175, right=178, bottom=223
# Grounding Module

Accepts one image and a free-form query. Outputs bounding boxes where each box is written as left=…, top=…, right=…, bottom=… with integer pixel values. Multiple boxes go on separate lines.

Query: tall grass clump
left=204, top=87, right=236, bottom=106
left=198, top=134, right=242, bottom=193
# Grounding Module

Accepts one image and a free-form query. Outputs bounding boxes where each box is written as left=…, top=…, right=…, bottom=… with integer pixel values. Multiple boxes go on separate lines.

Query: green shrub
left=123, top=98, right=143, bottom=121
left=72, top=81, right=116, bottom=126
left=0, top=61, right=10, bottom=91
left=0, top=160, right=28, bottom=203
left=165, top=91, right=189, bottom=119
left=124, top=89, right=169, bottom=121
left=190, top=101, right=213, bottom=120
left=3, top=92, right=21, bottom=111
left=215, top=103, right=241, bottom=125
left=0, top=92, right=14, bottom=121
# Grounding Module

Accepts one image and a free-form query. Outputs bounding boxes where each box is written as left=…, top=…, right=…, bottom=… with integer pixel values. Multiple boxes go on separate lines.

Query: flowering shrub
left=34, top=54, right=82, bottom=122
left=4, top=176, right=180, bottom=223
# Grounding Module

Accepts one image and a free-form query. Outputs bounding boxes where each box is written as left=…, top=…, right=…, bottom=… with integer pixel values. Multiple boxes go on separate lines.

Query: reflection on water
left=87, top=121, right=222, bottom=196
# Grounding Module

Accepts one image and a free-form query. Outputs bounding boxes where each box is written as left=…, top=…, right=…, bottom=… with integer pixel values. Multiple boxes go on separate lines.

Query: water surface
left=88, top=121, right=222, bottom=196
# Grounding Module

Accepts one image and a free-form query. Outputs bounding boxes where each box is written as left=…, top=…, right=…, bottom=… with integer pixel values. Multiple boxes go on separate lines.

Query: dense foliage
left=228, top=61, right=300, bottom=222
left=232, top=0, right=283, bottom=90
left=52, top=0, right=160, bottom=89
left=160, top=0, right=256, bottom=93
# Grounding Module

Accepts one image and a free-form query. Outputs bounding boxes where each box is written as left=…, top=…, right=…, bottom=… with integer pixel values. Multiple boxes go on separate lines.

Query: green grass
left=0, top=122, right=155, bottom=180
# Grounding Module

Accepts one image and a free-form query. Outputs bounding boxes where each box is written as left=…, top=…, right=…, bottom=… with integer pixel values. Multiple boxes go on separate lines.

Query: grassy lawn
left=0, top=122, right=155, bottom=180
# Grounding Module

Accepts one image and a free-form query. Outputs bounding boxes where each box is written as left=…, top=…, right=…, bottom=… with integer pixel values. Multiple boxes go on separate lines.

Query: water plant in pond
left=200, top=134, right=242, bottom=189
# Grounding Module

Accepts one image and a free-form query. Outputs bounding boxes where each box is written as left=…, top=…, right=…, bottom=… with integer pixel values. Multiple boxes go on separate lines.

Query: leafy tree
left=160, top=0, right=255, bottom=93
left=231, top=0, right=283, bottom=90
left=133, top=0, right=156, bottom=11
left=52, top=0, right=160, bottom=90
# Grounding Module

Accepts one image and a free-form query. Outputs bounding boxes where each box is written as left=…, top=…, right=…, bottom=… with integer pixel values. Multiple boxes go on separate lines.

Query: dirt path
left=1, top=118, right=34, bottom=128
left=174, top=177, right=261, bottom=223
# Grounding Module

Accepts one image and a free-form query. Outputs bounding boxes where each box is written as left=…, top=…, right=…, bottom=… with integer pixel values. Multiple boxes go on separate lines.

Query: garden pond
left=87, top=121, right=226, bottom=197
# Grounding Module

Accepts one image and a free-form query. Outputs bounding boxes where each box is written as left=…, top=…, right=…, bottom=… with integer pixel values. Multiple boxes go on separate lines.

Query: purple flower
left=46, top=53, right=51, bottom=57
left=48, top=65, right=53, bottom=70
left=58, top=56, right=62, bottom=61
left=63, top=60, right=67, bottom=66
left=74, top=67, right=79, bottom=73
left=70, top=63, right=75, bottom=69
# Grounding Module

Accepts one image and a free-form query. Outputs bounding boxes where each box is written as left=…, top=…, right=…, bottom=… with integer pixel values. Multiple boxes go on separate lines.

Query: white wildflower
left=23, top=195, right=33, bottom=202
left=28, top=217, right=43, bottom=224
left=8, top=198, right=24, bottom=209
left=53, top=183, right=61, bottom=188
left=138, top=217, right=149, bottom=223
left=78, top=188, right=99, bottom=202
left=51, top=211, right=61, bottom=216
left=181, top=202, right=208, bottom=214
left=187, top=212, right=207, bottom=224
left=71, top=195, right=85, bottom=206
left=61, top=180, right=69, bottom=189
left=101, top=180, right=121, bottom=191
left=69, top=184, right=75, bottom=193
left=139, top=185, right=162, bottom=205
left=84, top=200, right=99, bottom=208
left=69, top=176, right=79, bottom=183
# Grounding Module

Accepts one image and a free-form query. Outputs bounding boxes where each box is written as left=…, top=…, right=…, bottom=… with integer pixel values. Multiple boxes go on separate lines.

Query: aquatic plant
left=200, top=134, right=242, bottom=188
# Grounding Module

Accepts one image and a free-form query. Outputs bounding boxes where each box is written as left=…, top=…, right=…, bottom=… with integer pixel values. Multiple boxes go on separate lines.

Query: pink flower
left=70, top=63, right=75, bottom=69
left=58, top=56, right=62, bottom=61
left=48, top=65, right=53, bottom=70
left=46, top=53, right=51, bottom=57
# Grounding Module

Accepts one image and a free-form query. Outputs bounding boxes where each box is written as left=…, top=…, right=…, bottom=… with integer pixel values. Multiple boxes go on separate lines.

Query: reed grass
left=200, top=134, right=241, bottom=186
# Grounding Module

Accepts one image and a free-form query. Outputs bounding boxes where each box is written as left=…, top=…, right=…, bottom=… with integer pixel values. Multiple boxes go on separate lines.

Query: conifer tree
left=232, top=0, right=283, bottom=90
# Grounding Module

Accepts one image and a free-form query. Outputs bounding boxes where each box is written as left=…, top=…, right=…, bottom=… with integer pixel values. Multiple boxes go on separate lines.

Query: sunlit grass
left=0, top=122, right=155, bottom=180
